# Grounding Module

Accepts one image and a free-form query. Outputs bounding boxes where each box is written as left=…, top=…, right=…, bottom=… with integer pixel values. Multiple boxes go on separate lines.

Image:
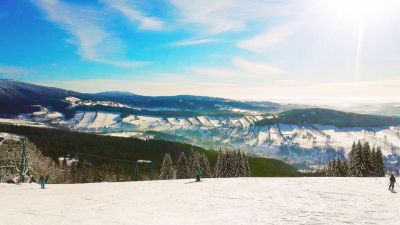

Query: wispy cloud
left=170, top=0, right=245, bottom=34
left=169, top=0, right=298, bottom=34
left=238, top=23, right=303, bottom=53
left=189, top=57, right=285, bottom=78
left=100, top=0, right=164, bottom=31
left=171, top=38, right=219, bottom=47
left=232, top=57, right=285, bottom=76
left=0, top=65, right=28, bottom=76
left=34, top=0, right=148, bottom=68
left=189, top=67, right=241, bottom=78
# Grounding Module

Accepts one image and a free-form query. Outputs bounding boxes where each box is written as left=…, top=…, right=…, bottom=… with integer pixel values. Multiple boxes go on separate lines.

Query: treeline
left=0, top=124, right=299, bottom=183
left=159, top=149, right=250, bottom=179
left=215, top=150, right=250, bottom=177
left=326, top=141, right=385, bottom=177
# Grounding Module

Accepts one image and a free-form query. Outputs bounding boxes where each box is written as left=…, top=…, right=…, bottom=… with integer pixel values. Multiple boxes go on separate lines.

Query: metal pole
left=150, top=162, right=154, bottom=180
left=19, top=138, right=27, bottom=183
left=133, top=162, right=137, bottom=181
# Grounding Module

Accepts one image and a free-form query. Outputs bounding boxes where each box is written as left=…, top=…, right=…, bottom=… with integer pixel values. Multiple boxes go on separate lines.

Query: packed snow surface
left=1, top=177, right=399, bottom=225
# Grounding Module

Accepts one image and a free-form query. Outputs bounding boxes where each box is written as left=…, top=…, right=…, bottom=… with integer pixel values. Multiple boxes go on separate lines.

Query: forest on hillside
left=0, top=124, right=299, bottom=183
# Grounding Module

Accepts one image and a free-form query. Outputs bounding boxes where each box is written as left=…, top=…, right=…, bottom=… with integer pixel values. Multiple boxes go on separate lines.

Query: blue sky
left=1, top=0, right=400, bottom=101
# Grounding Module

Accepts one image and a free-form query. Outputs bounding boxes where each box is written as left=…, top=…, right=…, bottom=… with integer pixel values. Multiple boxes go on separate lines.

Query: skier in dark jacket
left=195, top=166, right=201, bottom=182
left=45, top=175, right=50, bottom=184
left=389, top=174, right=396, bottom=191
left=39, top=175, right=45, bottom=189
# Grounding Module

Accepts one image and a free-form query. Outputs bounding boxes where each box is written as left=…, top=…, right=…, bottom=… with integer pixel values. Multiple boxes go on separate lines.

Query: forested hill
left=256, top=108, right=400, bottom=127
left=0, top=79, right=286, bottom=117
left=0, top=124, right=299, bottom=177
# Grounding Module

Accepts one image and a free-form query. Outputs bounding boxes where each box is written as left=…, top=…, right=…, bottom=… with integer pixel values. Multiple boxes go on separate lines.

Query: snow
left=74, top=112, right=119, bottom=130
left=87, top=112, right=119, bottom=129
left=0, top=177, right=398, bottom=225
left=0, top=118, right=48, bottom=128
left=197, top=116, right=213, bottom=127
left=75, top=112, right=97, bottom=129
left=105, top=131, right=152, bottom=140
left=0, top=132, right=26, bottom=142
left=47, top=112, right=63, bottom=119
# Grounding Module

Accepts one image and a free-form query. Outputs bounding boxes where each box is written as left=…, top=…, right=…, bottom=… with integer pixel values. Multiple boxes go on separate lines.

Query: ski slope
left=0, top=178, right=399, bottom=225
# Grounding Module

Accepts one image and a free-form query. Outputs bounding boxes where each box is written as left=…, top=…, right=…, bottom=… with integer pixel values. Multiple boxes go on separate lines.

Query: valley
left=1, top=80, right=400, bottom=172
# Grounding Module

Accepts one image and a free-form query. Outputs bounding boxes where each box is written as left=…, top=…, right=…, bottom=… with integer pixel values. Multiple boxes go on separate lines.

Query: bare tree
left=0, top=140, right=63, bottom=183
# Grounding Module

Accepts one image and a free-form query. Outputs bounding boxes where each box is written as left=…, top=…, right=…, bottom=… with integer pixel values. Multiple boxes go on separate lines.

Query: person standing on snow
left=39, top=175, right=45, bottom=189
left=195, top=166, right=201, bottom=182
left=389, top=173, right=396, bottom=191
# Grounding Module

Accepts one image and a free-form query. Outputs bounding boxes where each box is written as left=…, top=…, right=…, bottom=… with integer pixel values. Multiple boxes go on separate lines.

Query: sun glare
left=316, top=0, right=398, bottom=81
left=323, top=0, right=393, bottom=20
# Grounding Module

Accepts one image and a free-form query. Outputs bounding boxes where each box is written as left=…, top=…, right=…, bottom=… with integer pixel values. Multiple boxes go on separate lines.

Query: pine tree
left=200, top=154, right=212, bottom=178
left=243, top=151, right=251, bottom=177
left=348, top=141, right=364, bottom=177
left=221, top=150, right=231, bottom=177
left=215, top=150, right=223, bottom=178
left=159, top=153, right=175, bottom=180
left=370, top=146, right=377, bottom=176
left=225, top=151, right=236, bottom=177
left=375, top=147, right=385, bottom=177
left=332, top=159, right=339, bottom=177
left=349, top=142, right=356, bottom=160
left=176, top=152, right=189, bottom=179
left=326, top=161, right=332, bottom=176
left=186, top=150, right=198, bottom=178
left=341, top=159, right=349, bottom=176
left=234, top=150, right=245, bottom=177
left=362, top=142, right=372, bottom=176
left=344, top=140, right=386, bottom=177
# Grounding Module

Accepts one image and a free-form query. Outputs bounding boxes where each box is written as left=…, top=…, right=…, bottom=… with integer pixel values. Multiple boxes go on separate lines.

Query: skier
left=39, top=175, right=45, bottom=189
left=389, top=173, right=396, bottom=191
left=195, top=166, right=201, bottom=182
left=45, top=175, right=50, bottom=184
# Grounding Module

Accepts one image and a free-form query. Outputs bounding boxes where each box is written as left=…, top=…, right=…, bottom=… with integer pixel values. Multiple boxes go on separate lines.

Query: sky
left=1, top=0, right=400, bottom=101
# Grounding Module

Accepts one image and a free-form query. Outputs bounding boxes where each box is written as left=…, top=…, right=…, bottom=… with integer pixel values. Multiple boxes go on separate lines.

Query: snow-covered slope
left=0, top=178, right=399, bottom=225
left=7, top=109, right=400, bottom=169
left=64, top=112, right=400, bottom=157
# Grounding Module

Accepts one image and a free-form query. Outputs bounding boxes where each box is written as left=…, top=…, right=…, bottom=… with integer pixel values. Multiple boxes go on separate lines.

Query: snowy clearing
left=0, top=177, right=399, bottom=225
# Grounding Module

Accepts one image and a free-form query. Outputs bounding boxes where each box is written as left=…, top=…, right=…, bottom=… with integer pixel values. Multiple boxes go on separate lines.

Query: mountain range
left=1, top=79, right=400, bottom=171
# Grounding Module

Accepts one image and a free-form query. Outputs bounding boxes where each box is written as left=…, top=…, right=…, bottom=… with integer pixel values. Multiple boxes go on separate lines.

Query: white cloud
left=0, top=65, right=27, bottom=76
left=101, top=0, right=164, bottom=31
left=34, top=0, right=148, bottom=68
left=95, top=59, right=152, bottom=68
left=169, top=0, right=295, bottom=34
left=238, top=23, right=303, bottom=53
left=189, top=57, right=285, bottom=79
left=171, top=38, right=219, bottom=47
left=232, top=57, right=285, bottom=76
left=170, top=0, right=244, bottom=34
left=189, top=67, right=242, bottom=78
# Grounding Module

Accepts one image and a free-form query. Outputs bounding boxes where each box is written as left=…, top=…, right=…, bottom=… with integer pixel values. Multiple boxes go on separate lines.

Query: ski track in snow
left=0, top=177, right=399, bottom=225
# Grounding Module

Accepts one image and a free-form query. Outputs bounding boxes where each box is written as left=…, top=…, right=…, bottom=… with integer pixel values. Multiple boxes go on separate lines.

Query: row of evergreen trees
left=159, top=149, right=251, bottom=180
left=159, top=151, right=212, bottom=180
left=215, top=150, right=250, bottom=177
left=326, top=141, right=385, bottom=177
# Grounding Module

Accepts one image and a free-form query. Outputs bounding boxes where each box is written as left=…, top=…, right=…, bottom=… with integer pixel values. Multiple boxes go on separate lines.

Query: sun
left=320, top=0, right=396, bottom=23
left=314, top=0, right=398, bottom=81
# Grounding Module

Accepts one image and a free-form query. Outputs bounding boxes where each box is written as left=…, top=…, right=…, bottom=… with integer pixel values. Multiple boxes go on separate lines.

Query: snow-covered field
left=1, top=178, right=399, bottom=225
